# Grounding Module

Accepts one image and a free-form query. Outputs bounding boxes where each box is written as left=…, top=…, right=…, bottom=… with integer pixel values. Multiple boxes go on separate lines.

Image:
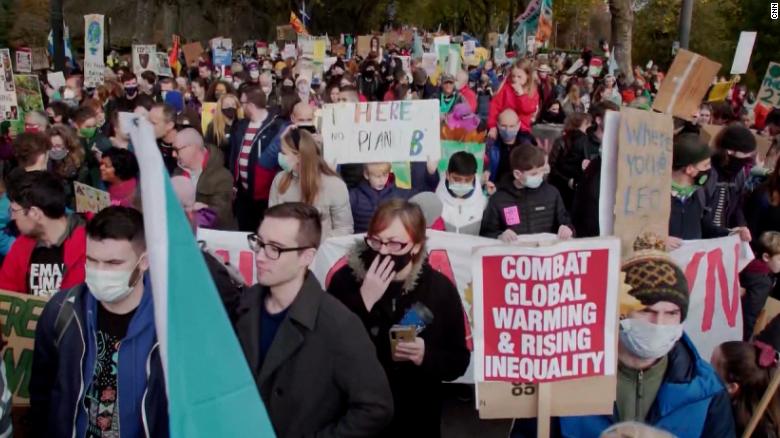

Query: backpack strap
left=53, top=284, right=84, bottom=349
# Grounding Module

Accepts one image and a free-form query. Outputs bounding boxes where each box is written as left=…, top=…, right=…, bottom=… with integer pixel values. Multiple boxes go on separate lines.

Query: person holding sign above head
left=511, top=236, right=736, bottom=438
left=269, top=127, right=354, bottom=240
left=235, top=202, right=393, bottom=436
left=480, top=144, right=573, bottom=241
left=29, top=207, right=169, bottom=438
left=349, top=162, right=411, bottom=233
left=328, top=199, right=470, bottom=438
left=434, top=151, right=486, bottom=235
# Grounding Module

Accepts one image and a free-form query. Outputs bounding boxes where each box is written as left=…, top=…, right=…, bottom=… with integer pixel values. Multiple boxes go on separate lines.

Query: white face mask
left=619, top=318, right=683, bottom=360
left=86, top=256, right=145, bottom=303
left=524, top=174, right=544, bottom=189
left=249, top=70, right=260, bottom=79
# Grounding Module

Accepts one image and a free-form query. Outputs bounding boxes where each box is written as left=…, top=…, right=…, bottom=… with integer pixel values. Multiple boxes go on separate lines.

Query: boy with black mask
left=702, top=124, right=756, bottom=231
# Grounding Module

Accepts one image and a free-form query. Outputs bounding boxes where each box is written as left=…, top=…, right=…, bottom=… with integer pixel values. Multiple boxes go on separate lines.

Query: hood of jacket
left=346, top=238, right=427, bottom=293
left=434, top=178, right=487, bottom=225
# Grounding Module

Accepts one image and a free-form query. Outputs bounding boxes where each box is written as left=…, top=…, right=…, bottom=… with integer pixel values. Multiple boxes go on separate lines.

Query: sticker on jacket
left=503, top=206, right=520, bottom=226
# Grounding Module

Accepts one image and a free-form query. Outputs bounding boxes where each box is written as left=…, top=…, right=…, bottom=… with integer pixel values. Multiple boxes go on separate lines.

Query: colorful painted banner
left=321, top=100, right=442, bottom=165
left=13, top=75, right=44, bottom=113
left=0, top=49, right=19, bottom=122
left=758, top=62, right=780, bottom=109
left=132, top=44, right=157, bottom=76
left=84, top=14, right=105, bottom=88
left=0, top=290, right=48, bottom=406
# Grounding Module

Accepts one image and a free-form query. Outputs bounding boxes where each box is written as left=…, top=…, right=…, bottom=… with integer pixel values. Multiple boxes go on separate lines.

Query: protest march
left=0, top=0, right=780, bottom=437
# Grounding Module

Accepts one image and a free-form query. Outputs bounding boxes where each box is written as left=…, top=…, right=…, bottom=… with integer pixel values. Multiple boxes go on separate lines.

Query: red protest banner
left=473, top=238, right=620, bottom=384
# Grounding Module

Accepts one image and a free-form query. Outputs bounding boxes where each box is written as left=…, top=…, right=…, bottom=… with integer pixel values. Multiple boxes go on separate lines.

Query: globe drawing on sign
left=87, top=21, right=101, bottom=56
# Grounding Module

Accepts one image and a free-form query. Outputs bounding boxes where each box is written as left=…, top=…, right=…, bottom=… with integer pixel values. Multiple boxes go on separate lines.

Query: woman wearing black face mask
left=205, top=93, right=243, bottom=166
left=702, top=124, right=757, bottom=230
left=327, top=199, right=470, bottom=438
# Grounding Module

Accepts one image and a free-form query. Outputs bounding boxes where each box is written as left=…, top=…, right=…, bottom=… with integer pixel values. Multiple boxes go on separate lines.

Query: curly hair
left=47, top=124, right=85, bottom=180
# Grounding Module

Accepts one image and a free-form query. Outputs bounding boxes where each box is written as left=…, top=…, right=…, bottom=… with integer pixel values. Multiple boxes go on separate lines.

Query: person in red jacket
left=0, top=170, right=86, bottom=296
left=487, top=59, right=540, bottom=141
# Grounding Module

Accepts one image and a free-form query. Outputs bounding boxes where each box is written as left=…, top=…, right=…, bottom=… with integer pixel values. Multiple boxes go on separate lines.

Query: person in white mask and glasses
left=30, top=206, right=169, bottom=438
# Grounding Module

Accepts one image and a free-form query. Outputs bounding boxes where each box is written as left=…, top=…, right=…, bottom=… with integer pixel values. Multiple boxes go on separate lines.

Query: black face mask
left=360, top=246, right=413, bottom=275
left=221, top=108, right=237, bottom=120
left=125, top=86, right=138, bottom=97
left=713, top=151, right=753, bottom=177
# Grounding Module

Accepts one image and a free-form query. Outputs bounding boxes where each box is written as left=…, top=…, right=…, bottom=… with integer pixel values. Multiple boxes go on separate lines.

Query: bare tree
left=133, top=0, right=154, bottom=43
left=609, top=0, right=634, bottom=83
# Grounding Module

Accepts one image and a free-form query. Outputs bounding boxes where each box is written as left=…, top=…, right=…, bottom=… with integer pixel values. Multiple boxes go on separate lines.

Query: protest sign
left=132, top=44, right=157, bottom=75
left=356, top=35, right=372, bottom=58
left=30, top=47, right=49, bottom=71
left=434, top=35, right=451, bottom=55
left=598, top=111, right=621, bottom=237
left=493, top=47, right=508, bottom=65
left=472, top=238, right=620, bottom=384
left=754, top=297, right=780, bottom=337
left=447, top=44, right=462, bottom=76
left=276, top=25, right=296, bottom=42
left=438, top=140, right=485, bottom=175
left=46, top=71, right=66, bottom=89
left=675, top=235, right=752, bottom=359
left=464, top=40, right=476, bottom=58
left=0, top=49, right=19, bottom=122
left=707, top=80, right=734, bottom=102
left=182, top=41, right=204, bottom=67
left=201, top=102, right=217, bottom=136
left=156, top=52, right=173, bottom=77
left=758, top=62, right=780, bottom=109
left=731, top=31, right=756, bottom=75
left=74, top=182, right=111, bottom=214
left=13, top=75, right=44, bottom=113
left=83, top=14, right=105, bottom=88
left=320, top=99, right=441, bottom=165
left=488, top=32, right=500, bottom=48
left=14, top=48, right=31, bottom=73
left=700, top=123, right=723, bottom=147
left=612, top=108, right=674, bottom=257
left=0, top=290, right=48, bottom=406
left=588, top=58, right=603, bottom=77
left=652, top=49, right=721, bottom=121
left=421, top=53, right=438, bottom=77
left=197, top=229, right=255, bottom=285
left=211, top=38, right=232, bottom=67
left=323, top=57, right=337, bottom=74
left=282, top=43, right=297, bottom=60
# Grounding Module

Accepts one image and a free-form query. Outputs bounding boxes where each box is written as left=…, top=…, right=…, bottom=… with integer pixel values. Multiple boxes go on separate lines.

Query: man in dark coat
left=232, top=202, right=393, bottom=437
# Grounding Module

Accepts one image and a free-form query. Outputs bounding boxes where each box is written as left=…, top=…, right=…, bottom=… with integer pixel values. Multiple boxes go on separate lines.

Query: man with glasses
left=233, top=202, right=393, bottom=437
left=0, top=171, right=86, bottom=296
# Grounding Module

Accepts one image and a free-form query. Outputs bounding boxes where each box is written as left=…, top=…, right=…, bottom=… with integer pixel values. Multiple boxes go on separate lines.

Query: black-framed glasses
left=247, top=234, right=311, bottom=260
left=364, top=236, right=410, bottom=253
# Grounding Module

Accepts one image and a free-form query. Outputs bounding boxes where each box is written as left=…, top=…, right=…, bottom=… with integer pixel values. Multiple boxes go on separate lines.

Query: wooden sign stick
left=537, top=383, right=552, bottom=438
left=742, top=366, right=780, bottom=438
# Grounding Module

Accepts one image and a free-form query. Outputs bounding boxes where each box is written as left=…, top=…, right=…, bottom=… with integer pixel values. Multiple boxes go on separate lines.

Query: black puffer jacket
left=480, top=177, right=571, bottom=237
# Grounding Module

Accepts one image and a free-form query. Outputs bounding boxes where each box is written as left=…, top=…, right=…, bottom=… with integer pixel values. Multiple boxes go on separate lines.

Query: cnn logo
left=773, top=2, right=779, bottom=20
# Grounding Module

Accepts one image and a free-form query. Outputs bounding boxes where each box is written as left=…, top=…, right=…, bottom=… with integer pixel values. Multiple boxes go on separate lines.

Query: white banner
left=84, top=14, right=105, bottom=88
left=321, top=99, right=441, bottom=165
left=155, top=53, right=173, bottom=77
left=132, top=44, right=157, bottom=76
left=14, top=48, right=31, bottom=73
left=200, top=230, right=751, bottom=380
left=0, top=49, right=18, bottom=122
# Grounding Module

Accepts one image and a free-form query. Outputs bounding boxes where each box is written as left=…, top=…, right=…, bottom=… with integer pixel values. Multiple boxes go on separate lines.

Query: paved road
left=441, top=384, right=513, bottom=438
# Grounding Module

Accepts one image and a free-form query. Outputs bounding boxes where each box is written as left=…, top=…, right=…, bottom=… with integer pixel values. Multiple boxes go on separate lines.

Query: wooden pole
left=742, top=367, right=780, bottom=438
left=537, top=383, right=551, bottom=438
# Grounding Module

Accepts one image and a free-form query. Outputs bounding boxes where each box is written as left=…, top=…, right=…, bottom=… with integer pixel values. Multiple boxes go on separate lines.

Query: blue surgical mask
left=523, top=174, right=544, bottom=189
left=499, top=127, right=519, bottom=143
left=619, top=318, right=683, bottom=360
left=277, top=152, right=295, bottom=173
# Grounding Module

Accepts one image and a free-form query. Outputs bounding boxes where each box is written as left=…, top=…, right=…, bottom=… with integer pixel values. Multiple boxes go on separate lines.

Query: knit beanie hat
left=717, top=124, right=756, bottom=153
left=673, top=133, right=712, bottom=169
left=621, top=234, right=690, bottom=320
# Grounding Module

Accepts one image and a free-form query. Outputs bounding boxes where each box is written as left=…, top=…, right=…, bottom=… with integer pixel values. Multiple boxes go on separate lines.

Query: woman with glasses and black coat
left=327, top=199, right=470, bottom=438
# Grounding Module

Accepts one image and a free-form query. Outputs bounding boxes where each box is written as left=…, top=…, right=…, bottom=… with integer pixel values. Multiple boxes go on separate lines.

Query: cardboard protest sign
left=14, top=48, right=31, bottom=73
left=181, top=42, right=204, bottom=67
left=700, top=124, right=723, bottom=147
left=132, top=44, right=157, bottom=75
left=652, top=49, right=721, bottom=121
left=13, top=75, right=44, bottom=113
left=0, top=49, right=19, bottom=122
left=30, top=47, right=49, bottom=71
left=211, top=38, right=232, bottom=67
left=83, top=14, right=105, bottom=88
left=197, top=229, right=256, bottom=285
left=731, top=31, right=756, bottom=75
left=356, top=36, right=372, bottom=58
left=74, top=182, right=111, bottom=214
left=472, top=238, right=620, bottom=384
left=674, top=235, right=752, bottom=358
left=321, top=100, right=442, bottom=165
left=0, top=290, right=49, bottom=406
left=611, top=108, right=674, bottom=257
left=156, top=53, right=173, bottom=77
left=200, top=102, right=217, bottom=136
left=758, top=62, right=780, bottom=109
left=46, top=71, right=66, bottom=89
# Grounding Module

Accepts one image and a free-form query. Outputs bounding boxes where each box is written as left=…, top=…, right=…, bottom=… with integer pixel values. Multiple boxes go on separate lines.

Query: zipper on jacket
left=635, top=370, right=644, bottom=422
left=72, top=312, right=87, bottom=438
left=141, top=343, right=159, bottom=438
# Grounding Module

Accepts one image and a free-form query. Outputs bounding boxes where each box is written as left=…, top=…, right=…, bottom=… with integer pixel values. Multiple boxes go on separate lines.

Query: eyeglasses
left=247, top=234, right=311, bottom=260
left=364, top=236, right=410, bottom=253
